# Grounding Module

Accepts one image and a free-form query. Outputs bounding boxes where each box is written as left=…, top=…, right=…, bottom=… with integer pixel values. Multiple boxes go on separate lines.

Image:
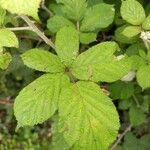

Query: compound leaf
left=80, top=3, right=115, bottom=32
left=14, top=73, right=70, bottom=128
left=121, top=0, right=146, bottom=25
left=21, top=48, right=64, bottom=73
left=0, top=0, right=41, bottom=20
left=0, top=29, right=18, bottom=47
left=55, top=26, right=79, bottom=66
left=59, top=81, right=120, bottom=150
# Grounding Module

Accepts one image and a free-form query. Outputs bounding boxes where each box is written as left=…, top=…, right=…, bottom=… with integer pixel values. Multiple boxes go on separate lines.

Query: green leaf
left=47, top=16, right=75, bottom=34
left=121, top=26, right=141, bottom=38
left=142, top=15, right=150, bottom=30
left=87, top=0, right=104, bottom=7
left=121, top=0, right=146, bottom=25
left=0, top=51, right=12, bottom=70
left=0, top=6, right=6, bottom=27
left=119, top=98, right=132, bottom=110
left=129, top=105, right=146, bottom=126
left=55, top=26, right=79, bottom=66
left=126, top=42, right=145, bottom=56
left=59, top=81, right=120, bottom=150
left=0, top=0, right=41, bottom=21
left=80, top=3, right=115, bottom=32
left=72, top=41, right=131, bottom=82
left=109, top=81, right=134, bottom=100
left=115, top=25, right=138, bottom=44
left=129, top=55, right=145, bottom=70
left=21, top=48, right=64, bottom=73
left=79, top=32, right=97, bottom=44
left=14, top=73, right=70, bottom=128
left=58, top=0, right=87, bottom=21
left=0, top=29, right=18, bottom=47
left=137, top=65, right=150, bottom=89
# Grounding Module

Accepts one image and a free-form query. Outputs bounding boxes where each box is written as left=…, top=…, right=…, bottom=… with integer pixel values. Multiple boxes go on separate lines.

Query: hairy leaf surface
left=59, top=81, right=120, bottom=150
left=22, top=48, right=64, bottom=73
left=14, top=73, right=70, bottom=128
left=55, top=26, right=79, bottom=66
left=72, top=42, right=131, bottom=82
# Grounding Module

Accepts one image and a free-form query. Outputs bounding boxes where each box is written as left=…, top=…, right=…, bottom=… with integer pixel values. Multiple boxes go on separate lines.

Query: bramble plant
left=0, top=0, right=150, bottom=150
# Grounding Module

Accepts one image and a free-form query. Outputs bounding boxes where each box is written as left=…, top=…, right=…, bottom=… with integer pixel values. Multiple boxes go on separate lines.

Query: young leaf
left=72, top=42, right=131, bottom=82
left=0, top=0, right=41, bottom=21
left=0, top=52, right=12, bottom=70
left=137, top=65, right=150, bottom=89
left=79, top=32, right=97, bottom=44
left=21, top=48, right=64, bottom=73
left=80, top=3, right=115, bottom=32
left=14, top=73, right=70, bottom=129
left=47, top=16, right=75, bottom=34
left=121, top=0, right=146, bottom=25
left=57, top=0, right=87, bottom=21
left=59, top=81, right=120, bottom=150
left=55, top=26, right=79, bottom=66
left=121, top=26, right=141, bottom=38
left=0, top=29, right=18, bottom=48
left=142, top=15, right=150, bottom=30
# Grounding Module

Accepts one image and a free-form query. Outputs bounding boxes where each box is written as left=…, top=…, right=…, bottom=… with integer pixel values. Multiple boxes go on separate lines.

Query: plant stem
left=144, top=40, right=150, bottom=51
left=76, top=21, right=80, bottom=32
left=20, top=15, right=55, bottom=49
left=133, top=94, right=140, bottom=108
left=8, top=26, right=32, bottom=31
left=41, top=0, right=53, bottom=17
left=109, top=124, right=132, bottom=150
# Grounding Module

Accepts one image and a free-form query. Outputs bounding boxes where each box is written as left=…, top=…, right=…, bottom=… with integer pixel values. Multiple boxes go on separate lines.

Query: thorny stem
left=109, top=124, right=132, bottom=150
left=20, top=15, right=55, bottom=49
